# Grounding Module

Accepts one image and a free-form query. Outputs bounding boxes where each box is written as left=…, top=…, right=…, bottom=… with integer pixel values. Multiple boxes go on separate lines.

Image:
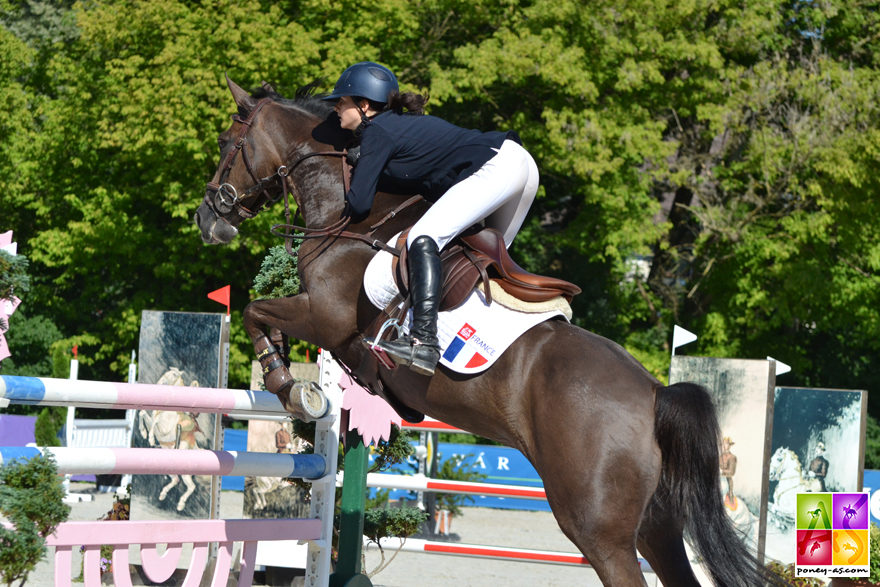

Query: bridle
left=204, top=97, right=423, bottom=256
left=203, top=98, right=298, bottom=227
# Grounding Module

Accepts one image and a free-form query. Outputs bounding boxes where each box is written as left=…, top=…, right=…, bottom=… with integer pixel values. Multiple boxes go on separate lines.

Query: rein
left=271, top=194, right=424, bottom=258
left=205, top=97, right=422, bottom=256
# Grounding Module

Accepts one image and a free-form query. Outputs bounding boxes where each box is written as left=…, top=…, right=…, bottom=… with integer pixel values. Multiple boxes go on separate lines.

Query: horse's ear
left=226, top=73, right=256, bottom=110
left=261, top=80, right=275, bottom=93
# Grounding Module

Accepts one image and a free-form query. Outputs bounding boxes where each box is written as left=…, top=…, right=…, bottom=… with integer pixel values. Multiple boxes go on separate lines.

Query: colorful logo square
left=833, top=493, right=869, bottom=529
left=796, top=530, right=832, bottom=565
left=833, top=529, right=869, bottom=566
left=797, top=493, right=833, bottom=530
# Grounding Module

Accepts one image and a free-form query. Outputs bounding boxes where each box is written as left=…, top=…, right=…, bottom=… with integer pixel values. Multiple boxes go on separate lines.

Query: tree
left=0, top=0, right=876, bottom=406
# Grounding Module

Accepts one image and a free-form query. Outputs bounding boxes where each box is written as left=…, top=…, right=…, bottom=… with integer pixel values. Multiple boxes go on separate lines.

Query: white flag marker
left=671, top=325, right=698, bottom=356
left=767, top=356, right=792, bottom=376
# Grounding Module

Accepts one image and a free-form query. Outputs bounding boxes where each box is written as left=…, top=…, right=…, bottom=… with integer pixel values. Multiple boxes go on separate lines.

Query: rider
left=323, top=61, right=539, bottom=376
left=807, top=441, right=829, bottom=491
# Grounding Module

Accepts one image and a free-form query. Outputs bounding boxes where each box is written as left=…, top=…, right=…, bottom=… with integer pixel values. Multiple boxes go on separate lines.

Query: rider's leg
left=483, top=143, right=539, bottom=247
left=367, top=140, right=536, bottom=376
left=372, top=235, right=443, bottom=375
left=405, top=139, right=535, bottom=250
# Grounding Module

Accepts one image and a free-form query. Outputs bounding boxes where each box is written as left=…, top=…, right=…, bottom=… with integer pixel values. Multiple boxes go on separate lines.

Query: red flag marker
left=208, top=285, right=231, bottom=315
left=72, top=345, right=78, bottom=359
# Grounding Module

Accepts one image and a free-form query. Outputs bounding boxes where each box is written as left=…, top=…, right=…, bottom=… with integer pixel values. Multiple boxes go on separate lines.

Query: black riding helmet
left=322, top=62, right=399, bottom=104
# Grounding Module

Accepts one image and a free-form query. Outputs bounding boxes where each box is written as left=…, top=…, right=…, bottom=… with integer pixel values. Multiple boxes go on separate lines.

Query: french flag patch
left=442, top=323, right=488, bottom=368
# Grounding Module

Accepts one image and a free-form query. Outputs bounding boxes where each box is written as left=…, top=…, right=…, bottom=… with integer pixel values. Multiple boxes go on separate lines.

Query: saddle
left=350, top=226, right=580, bottom=425
left=393, top=226, right=581, bottom=312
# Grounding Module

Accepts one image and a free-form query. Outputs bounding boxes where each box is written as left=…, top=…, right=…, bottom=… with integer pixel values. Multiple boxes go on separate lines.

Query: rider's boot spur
left=369, top=235, right=442, bottom=376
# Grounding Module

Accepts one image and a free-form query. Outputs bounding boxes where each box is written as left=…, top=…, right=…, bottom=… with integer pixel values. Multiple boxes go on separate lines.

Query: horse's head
left=769, top=447, right=802, bottom=481
left=769, top=447, right=790, bottom=480
left=194, top=76, right=347, bottom=244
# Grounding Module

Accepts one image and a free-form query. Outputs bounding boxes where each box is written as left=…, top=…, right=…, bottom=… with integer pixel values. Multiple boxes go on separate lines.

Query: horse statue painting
left=768, top=447, right=824, bottom=531
left=136, top=367, right=205, bottom=511
left=193, top=77, right=784, bottom=587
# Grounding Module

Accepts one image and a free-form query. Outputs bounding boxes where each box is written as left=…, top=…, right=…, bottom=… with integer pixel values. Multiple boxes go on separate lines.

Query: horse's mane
left=238, top=79, right=335, bottom=119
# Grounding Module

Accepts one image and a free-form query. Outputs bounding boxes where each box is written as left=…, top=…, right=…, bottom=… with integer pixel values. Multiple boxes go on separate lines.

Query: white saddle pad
left=363, top=235, right=569, bottom=374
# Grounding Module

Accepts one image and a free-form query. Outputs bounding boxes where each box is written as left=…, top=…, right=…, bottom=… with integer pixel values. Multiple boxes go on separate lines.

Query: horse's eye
left=218, top=138, right=227, bottom=151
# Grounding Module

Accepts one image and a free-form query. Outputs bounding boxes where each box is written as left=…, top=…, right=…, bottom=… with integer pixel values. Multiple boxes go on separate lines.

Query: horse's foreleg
left=243, top=294, right=330, bottom=420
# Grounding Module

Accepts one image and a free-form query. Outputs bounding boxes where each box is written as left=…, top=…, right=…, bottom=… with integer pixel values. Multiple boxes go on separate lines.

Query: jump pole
left=0, top=350, right=342, bottom=587
left=0, top=375, right=321, bottom=418
left=0, top=446, right=327, bottom=479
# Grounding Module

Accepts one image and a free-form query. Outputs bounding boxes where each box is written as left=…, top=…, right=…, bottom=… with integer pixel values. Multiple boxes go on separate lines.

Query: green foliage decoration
left=252, top=245, right=317, bottom=362
left=0, top=454, right=70, bottom=587
left=253, top=245, right=300, bottom=300
left=363, top=506, right=428, bottom=544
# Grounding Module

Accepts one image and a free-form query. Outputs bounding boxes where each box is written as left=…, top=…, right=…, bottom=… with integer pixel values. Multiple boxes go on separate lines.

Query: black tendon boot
left=371, top=236, right=442, bottom=375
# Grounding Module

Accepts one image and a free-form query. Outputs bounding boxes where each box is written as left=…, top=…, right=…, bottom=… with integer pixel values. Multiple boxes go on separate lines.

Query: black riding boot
left=370, top=236, right=442, bottom=376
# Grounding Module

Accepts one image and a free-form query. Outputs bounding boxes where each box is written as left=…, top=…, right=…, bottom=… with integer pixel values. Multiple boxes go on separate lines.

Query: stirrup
left=364, top=318, right=403, bottom=370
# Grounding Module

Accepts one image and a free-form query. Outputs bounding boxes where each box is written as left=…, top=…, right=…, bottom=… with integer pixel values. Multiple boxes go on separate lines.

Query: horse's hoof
left=273, top=382, right=327, bottom=422
left=291, top=381, right=329, bottom=420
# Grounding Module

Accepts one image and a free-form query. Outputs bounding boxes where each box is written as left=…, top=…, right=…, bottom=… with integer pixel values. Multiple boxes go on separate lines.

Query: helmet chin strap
left=354, top=100, right=373, bottom=137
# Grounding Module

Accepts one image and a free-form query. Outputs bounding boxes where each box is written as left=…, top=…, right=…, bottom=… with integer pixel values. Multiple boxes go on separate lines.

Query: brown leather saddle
left=350, top=226, right=580, bottom=424
left=393, top=225, right=581, bottom=311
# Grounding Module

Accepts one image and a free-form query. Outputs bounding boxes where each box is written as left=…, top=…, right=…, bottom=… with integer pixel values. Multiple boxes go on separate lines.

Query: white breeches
left=407, top=139, right=539, bottom=251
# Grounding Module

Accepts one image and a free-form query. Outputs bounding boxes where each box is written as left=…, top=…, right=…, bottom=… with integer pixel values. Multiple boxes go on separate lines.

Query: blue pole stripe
left=0, top=447, right=42, bottom=466
left=0, top=376, right=48, bottom=402
left=292, top=454, right=327, bottom=480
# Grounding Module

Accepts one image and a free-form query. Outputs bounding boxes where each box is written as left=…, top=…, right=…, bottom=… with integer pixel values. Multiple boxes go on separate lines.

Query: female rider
left=324, top=62, right=539, bottom=376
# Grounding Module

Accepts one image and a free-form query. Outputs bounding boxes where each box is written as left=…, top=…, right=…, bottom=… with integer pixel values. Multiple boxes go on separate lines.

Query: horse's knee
left=243, top=301, right=269, bottom=339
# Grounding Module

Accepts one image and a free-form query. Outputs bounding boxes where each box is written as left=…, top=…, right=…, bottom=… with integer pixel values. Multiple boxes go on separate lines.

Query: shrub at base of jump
left=0, top=453, right=70, bottom=587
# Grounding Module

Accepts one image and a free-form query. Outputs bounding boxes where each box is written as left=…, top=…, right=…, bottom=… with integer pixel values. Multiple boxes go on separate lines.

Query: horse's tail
left=653, top=382, right=785, bottom=587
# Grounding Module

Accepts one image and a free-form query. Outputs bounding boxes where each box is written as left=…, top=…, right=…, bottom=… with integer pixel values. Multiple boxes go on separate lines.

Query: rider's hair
left=387, top=90, right=428, bottom=115
left=354, top=91, right=428, bottom=117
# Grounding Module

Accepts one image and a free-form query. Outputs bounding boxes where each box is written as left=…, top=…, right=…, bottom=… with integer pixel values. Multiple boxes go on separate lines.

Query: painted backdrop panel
left=130, top=311, right=227, bottom=520
left=669, top=356, right=776, bottom=557
left=763, top=387, right=867, bottom=564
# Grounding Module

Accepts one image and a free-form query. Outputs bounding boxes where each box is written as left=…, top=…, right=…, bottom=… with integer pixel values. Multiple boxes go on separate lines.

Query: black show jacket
left=344, top=110, right=521, bottom=216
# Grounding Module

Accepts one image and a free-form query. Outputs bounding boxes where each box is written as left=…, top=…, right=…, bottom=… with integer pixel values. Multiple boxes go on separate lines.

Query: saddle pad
left=364, top=235, right=569, bottom=374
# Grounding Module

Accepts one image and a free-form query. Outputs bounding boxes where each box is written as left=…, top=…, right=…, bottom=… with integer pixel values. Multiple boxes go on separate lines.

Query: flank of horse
left=193, top=77, right=785, bottom=587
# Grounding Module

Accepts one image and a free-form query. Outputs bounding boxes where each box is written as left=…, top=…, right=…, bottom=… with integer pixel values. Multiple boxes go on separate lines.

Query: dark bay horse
left=194, top=78, right=779, bottom=587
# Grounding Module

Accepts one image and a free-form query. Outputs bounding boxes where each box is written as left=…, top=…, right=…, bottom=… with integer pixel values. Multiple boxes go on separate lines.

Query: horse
left=767, top=447, right=823, bottom=531
left=193, top=76, right=782, bottom=587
